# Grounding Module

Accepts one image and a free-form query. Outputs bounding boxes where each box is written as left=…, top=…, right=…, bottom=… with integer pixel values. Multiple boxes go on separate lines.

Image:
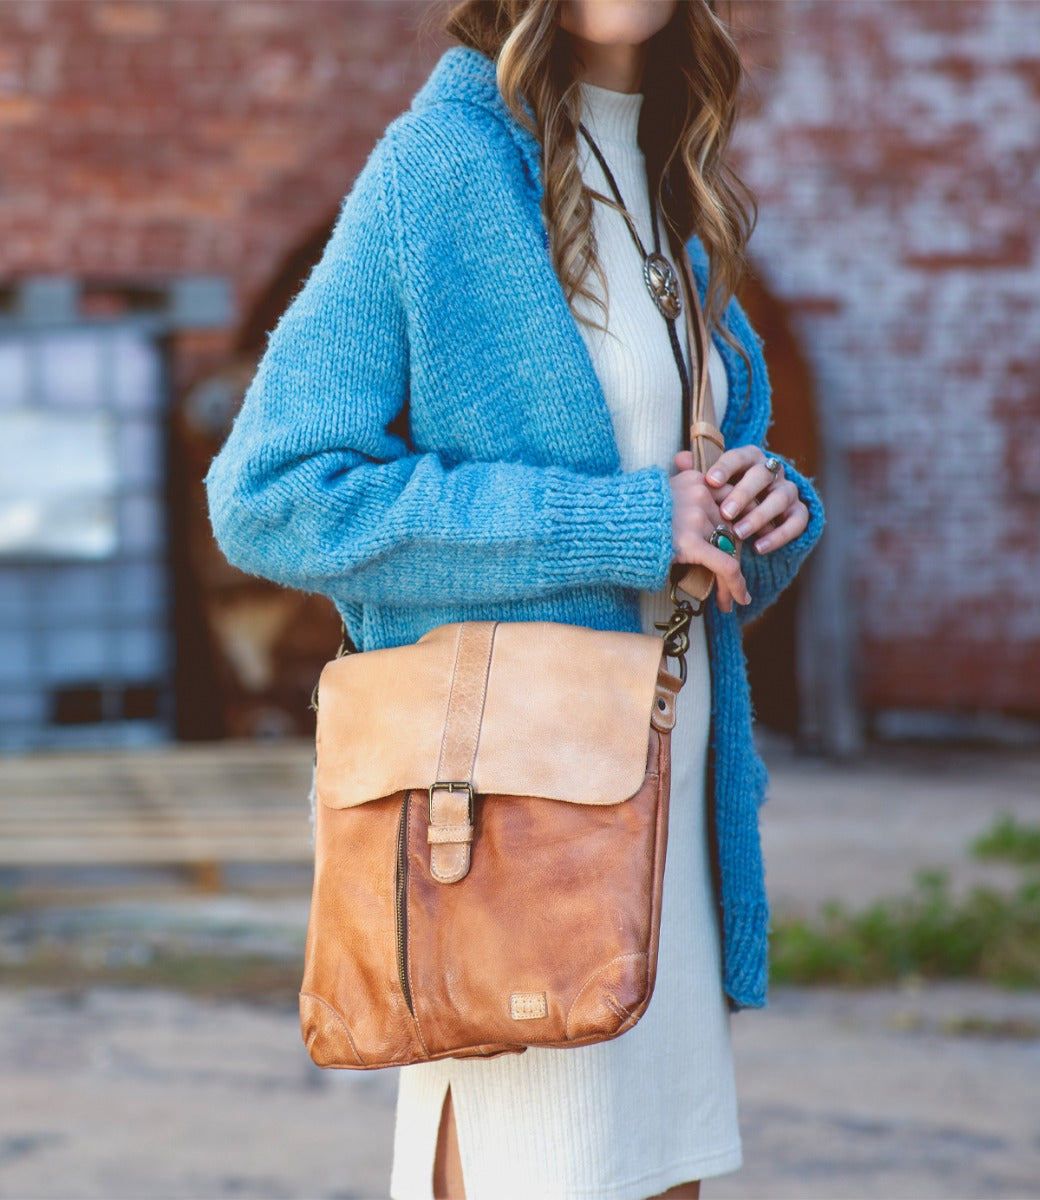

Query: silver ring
left=763, top=454, right=782, bottom=481
left=708, top=524, right=738, bottom=557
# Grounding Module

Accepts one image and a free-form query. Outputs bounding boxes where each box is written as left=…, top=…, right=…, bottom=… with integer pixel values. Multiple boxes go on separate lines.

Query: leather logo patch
left=510, top=992, right=548, bottom=1020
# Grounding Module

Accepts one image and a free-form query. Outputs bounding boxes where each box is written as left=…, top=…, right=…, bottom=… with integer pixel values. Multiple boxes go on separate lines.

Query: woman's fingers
left=704, top=445, right=762, bottom=488
left=669, top=466, right=750, bottom=608
left=731, top=480, right=796, bottom=541
left=670, top=469, right=720, bottom=522
left=750, top=500, right=810, bottom=554
left=694, top=542, right=749, bottom=609
left=676, top=443, right=806, bottom=562
left=717, top=463, right=782, bottom=522
left=673, top=456, right=741, bottom=529
left=712, top=573, right=742, bottom=614
left=672, top=522, right=750, bottom=606
left=704, top=447, right=790, bottom=524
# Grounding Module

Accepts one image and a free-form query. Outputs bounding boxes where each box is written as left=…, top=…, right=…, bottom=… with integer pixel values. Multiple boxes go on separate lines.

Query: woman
left=205, top=1, right=825, bottom=1196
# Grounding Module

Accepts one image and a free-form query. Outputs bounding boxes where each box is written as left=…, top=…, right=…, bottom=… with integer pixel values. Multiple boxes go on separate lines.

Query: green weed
left=770, top=867, right=1040, bottom=988
left=971, top=814, right=1040, bottom=865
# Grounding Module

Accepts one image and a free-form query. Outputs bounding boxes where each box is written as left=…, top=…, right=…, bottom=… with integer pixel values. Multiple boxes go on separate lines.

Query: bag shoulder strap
left=677, top=242, right=721, bottom=468
left=668, top=236, right=729, bottom=606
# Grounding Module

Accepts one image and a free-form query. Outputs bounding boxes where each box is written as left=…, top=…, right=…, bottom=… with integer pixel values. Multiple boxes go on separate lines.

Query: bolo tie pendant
left=642, top=252, right=683, bottom=321
left=577, top=120, right=684, bottom=323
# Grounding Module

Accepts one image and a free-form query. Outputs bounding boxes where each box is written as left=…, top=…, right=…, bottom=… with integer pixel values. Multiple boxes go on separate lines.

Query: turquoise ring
left=709, top=524, right=738, bottom=556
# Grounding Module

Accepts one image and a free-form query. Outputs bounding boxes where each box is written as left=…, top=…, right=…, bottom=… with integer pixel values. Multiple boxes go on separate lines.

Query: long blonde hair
left=432, top=0, right=757, bottom=389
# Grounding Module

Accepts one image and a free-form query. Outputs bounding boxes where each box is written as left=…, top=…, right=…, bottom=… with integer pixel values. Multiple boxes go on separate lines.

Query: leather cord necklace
left=577, top=121, right=694, bottom=453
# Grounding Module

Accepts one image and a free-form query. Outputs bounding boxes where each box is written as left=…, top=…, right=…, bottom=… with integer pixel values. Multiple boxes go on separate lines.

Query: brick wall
left=2, top=0, right=1037, bottom=721
left=0, top=0, right=440, bottom=740
left=0, top=0, right=432, bottom=312
left=730, top=0, right=1040, bottom=716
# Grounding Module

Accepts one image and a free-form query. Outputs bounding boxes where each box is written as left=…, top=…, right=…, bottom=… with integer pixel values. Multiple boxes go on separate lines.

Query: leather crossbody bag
left=299, top=244, right=727, bottom=1070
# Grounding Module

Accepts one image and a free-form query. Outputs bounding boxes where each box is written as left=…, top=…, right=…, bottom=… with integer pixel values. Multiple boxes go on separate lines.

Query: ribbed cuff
left=722, top=898, right=771, bottom=1009
left=543, top=466, right=674, bottom=593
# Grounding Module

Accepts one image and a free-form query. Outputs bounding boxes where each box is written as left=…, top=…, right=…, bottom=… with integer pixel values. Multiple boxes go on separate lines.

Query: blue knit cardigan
left=204, top=45, right=825, bottom=1010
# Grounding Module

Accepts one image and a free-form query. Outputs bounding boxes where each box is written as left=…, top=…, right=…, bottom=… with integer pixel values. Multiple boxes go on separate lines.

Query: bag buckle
left=428, top=781, right=475, bottom=825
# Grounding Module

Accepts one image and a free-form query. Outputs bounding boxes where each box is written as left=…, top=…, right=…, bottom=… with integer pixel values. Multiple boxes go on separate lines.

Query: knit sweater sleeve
left=203, top=131, right=674, bottom=608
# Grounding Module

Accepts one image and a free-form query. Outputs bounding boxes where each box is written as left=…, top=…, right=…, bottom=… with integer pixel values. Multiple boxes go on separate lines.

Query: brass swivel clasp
left=654, top=580, right=702, bottom=685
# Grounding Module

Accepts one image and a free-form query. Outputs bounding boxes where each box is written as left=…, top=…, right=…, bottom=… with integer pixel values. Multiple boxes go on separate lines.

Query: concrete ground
left=3, top=982, right=1038, bottom=1200
left=1, top=737, right=1038, bottom=1199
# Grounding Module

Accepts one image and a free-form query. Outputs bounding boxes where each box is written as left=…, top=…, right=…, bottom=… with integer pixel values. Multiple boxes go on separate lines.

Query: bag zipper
left=394, top=792, right=415, bottom=1016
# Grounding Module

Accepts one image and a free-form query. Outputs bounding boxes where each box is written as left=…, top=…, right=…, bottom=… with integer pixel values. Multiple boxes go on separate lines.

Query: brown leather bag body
left=300, top=620, right=681, bottom=1068
left=299, top=243, right=723, bottom=1070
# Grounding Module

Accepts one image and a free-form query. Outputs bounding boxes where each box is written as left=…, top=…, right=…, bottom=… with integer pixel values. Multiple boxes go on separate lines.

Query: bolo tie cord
left=577, top=121, right=693, bottom=449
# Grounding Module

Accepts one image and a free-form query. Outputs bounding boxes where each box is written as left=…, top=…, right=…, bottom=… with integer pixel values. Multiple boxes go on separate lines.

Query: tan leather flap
left=316, top=621, right=669, bottom=809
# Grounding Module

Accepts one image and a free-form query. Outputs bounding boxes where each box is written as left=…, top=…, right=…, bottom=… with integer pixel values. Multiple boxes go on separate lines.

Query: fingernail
left=707, top=470, right=723, bottom=484
left=744, top=592, right=752, bottom=605
left=734, top=520, right=751, bottom=538
left=721, top=500, right=738, bottom=518
left=755, top=537, right=771, bottom=553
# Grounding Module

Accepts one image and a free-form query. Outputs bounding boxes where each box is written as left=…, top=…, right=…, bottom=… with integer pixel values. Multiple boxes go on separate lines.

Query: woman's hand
left=675, top=445, right=809, bottom=556
left=669, top=467, right=751, bottom=614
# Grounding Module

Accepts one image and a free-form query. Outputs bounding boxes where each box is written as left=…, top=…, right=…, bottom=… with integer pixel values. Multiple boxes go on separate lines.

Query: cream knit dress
left=388, top=80, right=742, bottom=1200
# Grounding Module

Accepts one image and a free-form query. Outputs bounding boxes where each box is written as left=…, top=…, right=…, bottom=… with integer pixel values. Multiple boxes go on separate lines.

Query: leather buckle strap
left=427, top=623, right=497, bottom=884
left=428, top=781, right=476, bottom=883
